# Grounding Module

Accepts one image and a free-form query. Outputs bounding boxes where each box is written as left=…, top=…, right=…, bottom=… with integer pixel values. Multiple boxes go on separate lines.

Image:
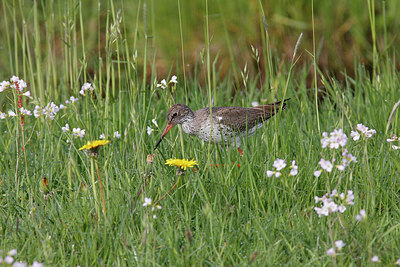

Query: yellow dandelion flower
left=165, top=158, right=198, bottom=170
left=79, top=140, right=111, bottom=150
left=79, top=140, right=110, bottom=157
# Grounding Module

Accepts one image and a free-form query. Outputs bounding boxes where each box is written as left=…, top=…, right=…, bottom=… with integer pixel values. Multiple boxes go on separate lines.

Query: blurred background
left=0, top=0, right=399, bottom=94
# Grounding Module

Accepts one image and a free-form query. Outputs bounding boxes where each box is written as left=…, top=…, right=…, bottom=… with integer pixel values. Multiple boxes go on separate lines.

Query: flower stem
left=95, top=161, right=107, bottom=217
left=90, top=158, right=100, bottom=216
left=154, top=177, right=180, bottom=206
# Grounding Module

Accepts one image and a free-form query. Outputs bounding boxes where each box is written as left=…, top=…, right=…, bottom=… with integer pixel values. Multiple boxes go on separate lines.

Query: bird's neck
left=181, top=113, right=196, bottom=135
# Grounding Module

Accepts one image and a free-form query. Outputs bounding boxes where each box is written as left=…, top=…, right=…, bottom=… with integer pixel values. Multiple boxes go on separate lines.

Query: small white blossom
left=72, top=128, right=85, bottom=138
left=351, top=130, right=360, bottom=141
left=266, top=170, right=274, bottom=177
left=338, top=204, right=346, bottom=213
left=289, top=160, right=298, bottom=176
left=62, top=123, right=70, bottom=132
left=272, top=158, right=286, bottom=171
left=152, top=118, right=158, bottom=127
left=0, top=80, right=10, bottom=92
left=33, top=106, right=41, bottom=118
left=274, top=172, right=282, bottom=178
left=143, top=197, right=152, bottom=207
left=0, top=112, right=6, bottom=119
left=31, top=261, right=44, bottom=267
left=12, top=262, right=27, bottom=267
left=147, top=126, right=153, bottom=135
left=396, top=258, right=400, bottom=266
left=313, top=170, right=322, bottom=177
left=8, top=249, right=17, bottom=256
left=68, top=96, right=79, bottom=103
left=10, top=76, right=19, bottom=82
left=59, top=104, right=66, bottom=109
left=114, top=131, right=121, bottom=139
left=156, top=79, right=168, bottom=89
left=392, top=145, right=400, bottom=150
left=326, top=248, right=336, bottom=256
left=356, top=209, right=367, bottom=221
left=4, top=256, right=14, bottom=264
left=19, top=107, right=32, bottom=116
left=22, top=91, right=31, bottom=97
left=371, top=255, right=379, bottom=262
left=99, top=133, right=105, bottom=139
left=335, top=240, right=345, bottom=249
left=251, top=101, right=259, bottom=107
left=169, top=75, right=178, bottom=84
left=8, top=110, right=17, bottom=117
left=319, top=159, right=333, bottom=172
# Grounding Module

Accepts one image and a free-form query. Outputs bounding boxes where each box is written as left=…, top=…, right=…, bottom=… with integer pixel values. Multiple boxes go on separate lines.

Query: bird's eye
left=172, top=112, right=178, bottom=118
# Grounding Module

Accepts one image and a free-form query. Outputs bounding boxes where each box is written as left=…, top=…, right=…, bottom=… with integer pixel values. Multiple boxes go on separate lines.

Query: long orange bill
left=154, top=123, right=174, bottom=150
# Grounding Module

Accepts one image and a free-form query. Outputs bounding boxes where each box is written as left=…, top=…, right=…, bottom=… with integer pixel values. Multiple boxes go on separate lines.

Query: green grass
left=1, top=0, right=400, bottom=266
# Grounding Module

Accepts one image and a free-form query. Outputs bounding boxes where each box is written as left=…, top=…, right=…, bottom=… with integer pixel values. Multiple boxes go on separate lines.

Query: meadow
left=0, top=0, right=400, bottom=266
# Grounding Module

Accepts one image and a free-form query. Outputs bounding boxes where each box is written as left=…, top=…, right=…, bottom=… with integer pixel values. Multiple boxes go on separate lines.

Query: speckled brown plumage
left=154, top=99, right=289, bottom=150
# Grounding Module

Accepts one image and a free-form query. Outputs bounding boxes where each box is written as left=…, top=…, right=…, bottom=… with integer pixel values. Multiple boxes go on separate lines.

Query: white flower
left=357, top=123, right=368, bottom=133
left=19, top=107, right=32, bottom=116
left=79, top=89, right=86, bottom=96
left=114, top=131, right=121, bottom=139
left=62, top=123, right=70, bottom=132
left=251, top=101, right=259, bottom=107
left=396, top=258, right=400, bottom=266
left=72, top=128, right=85, bottom=138
left=319, top=159, right=333, bottom=172
left=314, top=196, right=320, bottom=203
left=266, top=170, right=274, bottom=177
left=321, top=132, right=330, bottom=148
left=0, top=112, right=6, bottom=119
left=147, top=126, right=153, bottom=135
left=59, top=104, right=66, bottom=109
left=34, top=106, right=41, bottom=118
left=331, top=189, right=337, bottom=197
left=313, top=170, right=322, bottom=177
left=8, top=110, right=17, bottom=117
left=169, top=75, right=178, bottom=84
left=42, top=102, right=60, bottom=120
left=18, top=79, right=27, bottom=89
left=81, top=82, right=94, bottom=91
left=31, top=261, right=44, bottom=267
left=326, top=247, right=335, bottom=256
left=289, top=160, right=298, bottom=176
left=335, top=240, right=345, bottom=249
left=156, top=79, right=167, bottom=89
left=143, top=197, right=152, bottom=207
left=152, top=118, right=158, bottom=127
left=22, top=91, right=31, bottom=97
left=10, top=75, right=19, bottom=82
left=12, top=262, right=27, bottom=267
left=338, top=204, right=346, bottom=213
left=99, top=133, right=105, bottom=139
left=351, top=130, right=360, bottom=141
left=0, top=80, right=10, bottom=92
left=8, top=249, right=17, bottom=256
left=69, top=96, right=79, bottom=103
left=356, top=209, right=366, bottom=221
left=365, top=129, right=376, bottom=138
left=392, top=145, right=400, bottom=150
left=152, top=214, right=157, bottom=219
left=272, top=158, right=286, bottom=171
left=152, top=205, right=162, bottom=211
left=371, top=255, right=379, bottom=262
left=4, top=256, right=14, bottom=264
left=321, top=129, right=347, bottom=149
left=274, top=172, right=282, bottom=177
left=346, top=190, right=355, bottom=205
